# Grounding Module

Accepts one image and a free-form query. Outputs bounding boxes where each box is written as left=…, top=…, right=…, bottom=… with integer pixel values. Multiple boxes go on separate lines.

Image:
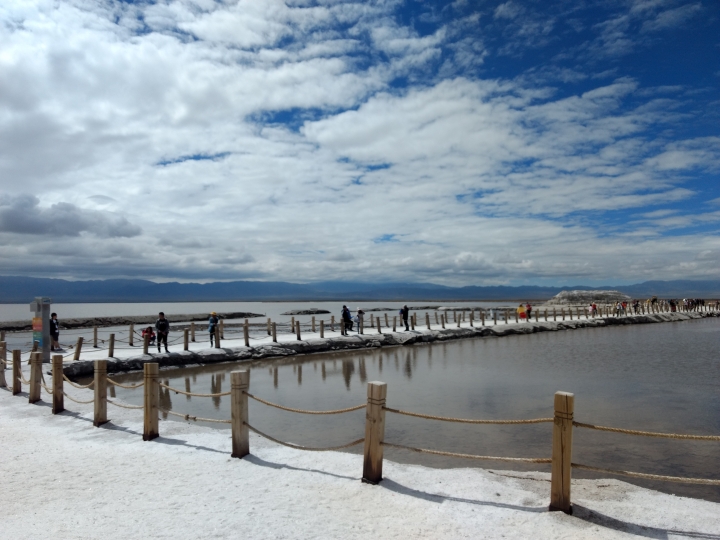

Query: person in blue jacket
left=208, top=312, right=219, bottom=346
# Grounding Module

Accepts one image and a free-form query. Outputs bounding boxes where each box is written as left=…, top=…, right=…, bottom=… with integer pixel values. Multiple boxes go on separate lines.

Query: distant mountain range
left=1, top=276, right=718, bottom=303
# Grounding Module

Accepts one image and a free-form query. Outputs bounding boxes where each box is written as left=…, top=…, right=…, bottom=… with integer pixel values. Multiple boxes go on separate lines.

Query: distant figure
left=400, top=304, right=410, bottom=331
left=525, top=303, right=532, bottom=321
left=49, top=312, right=61, bottom=351
left=155, top=312, right=170, bottom=353
left=341, top=305, right=353, bottom=333
left=208, top=312, right=219, bottom=346
left=591, top=302, right=598, bottom=317
left=142, top=326, right=156, bottom=345
left=517, top=304, right=526, bottom=320
left=356, top=307, right=365, bottom=333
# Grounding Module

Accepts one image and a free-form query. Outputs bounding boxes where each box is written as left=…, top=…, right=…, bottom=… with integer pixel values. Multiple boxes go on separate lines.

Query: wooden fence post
left=385, top=314, right=389, bottom=327
left=52, top=354, right=64, bottom=414
left=435, top=312, right=439, bottom=324
left=296, top=320, right=302, bottom=340
left=312, top=316, right=316, bottom=333
left=392, top=316, right=396, bottom=332
left=320, top=320, right=325, bottom=338
left=469, top=312, right=474, bottom=327
left=129, top=324, right=134, bottom=347
left=515, top=310, right=519, bottom=323
left=73, top=337, right=84, bottom=361
left=220, top=319, right=225, bottom=339
left=331, top=316, right=335, bottom=332
left=93, top=326, right=98, bottom=348
left=143, top=333, right=150, bottom=355
left=362, top=381, right=387, bottom=484
left=0, top=341, right=6, bottom=388
left=244, top=321, right=250, bottom=347
left=553, top=308, right=557, bottom=322
left=410, top=314, right=415, bottom=331
left=191, top=322, right=196, bottom=342
left=426, top=312, right=431, bottom=330
left=108, top=334, right=115, bottom=357
left=12, top=349, right=21, bottom=395
left=377, top=317, right=382, bottom=334
left=183, top=329, right=189, bottom=351
left=231, top=370, right=250, bottom=458
left=272, top=322, right=277, bottom=342
left=291, top=317, right=295, bottom=332
left=457, top=313, right=461, bottom=327
left=481, top=310, right=485, bottom=326
left=267, top=318, right=271, bottom=336
left=143, top=363, right=159, bottom=441
left=370, top=314, right=375, bottom=327
left=94, top=360, right=108, bottom=427
left=562, top=308, right=566, bottom=321
left=569, top=308, right=573, bottom=320
left=505, top=310, right=509, bottom=324
left=215, top=326, right=221, bottom=348
left=441, top=314, right=445, bottom=329
left=550, top=391, right=574, bottom=514
left=29, top=352, right=41, bottom=403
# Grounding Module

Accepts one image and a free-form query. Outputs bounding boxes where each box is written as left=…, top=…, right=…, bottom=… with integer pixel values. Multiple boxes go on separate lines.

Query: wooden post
left=481, top=310, right=485, bottom=326
left=32, top=340, right=39, bottom=352
left=370, top=314, right=374, bottom=327
left=312, top=316, right=316, bottom=333
left=190, top=322, right=196, bottom=342
left=469, top=312, right=474, bottom=327
left=320, top=320, right=325, bottom=338
left=231, top=370, right=250, bottom=458
left=505, top=310, right=509, bottom=324
left=108, top=334, right=115, bottom=357
left=362, top=381, right=387, bottom=484
left=93, top=326, right=98, bottom=348
left=220, top=319, right=225, bottom=339
left=0, top=330, right=4, bottom=342
left=12, top=349, right=21, bottom=395
left=291, top=316, right=295, bottom=331
left=544, top=309, right=548, bottom=321
left=392, top=316, right=396, bottom=332
left=385, top=313, right=389, bottom=327
left=377, top=317, right=382, bottom=334
left=425, top=312, right=430, bottom=330
left=562, top=308, right=566, bottom=321
left=0, top=341, right=6, bottom=388
left=52, top=354, right=64, bottom=414
left=296, top=320, right=301, bottom=340
left=435, top=312, right=439, bottom=324
left=129, top=324, right=134, bottom=347
left=94, top=360, right=108, bottom=427
left=550, top=391, right=574, bottom=513
left=453, top=311, right=457, bottom=323
left=553, top=308, right=557, bottom=322
left=29, top=352, right=41, bottom=403
left=569, top=308, right=573, bottom=320
left=244, top=321, right=250, bottom=347
left=215, top=326, right=221, bottom=348
left=183, top=329, right=189, bottom=351
left=267, top=318, right=271, bottom=336
left=143, top=363, right=159, bottom=441
left=272, top=322, right=277, bottom=343
left=73, top=337, right=83, bottom=361
left=143, top=333, right=150, bottom=355
left=515, top=310, right=519, bottom=323
left=410, top=314, right=415, bottom=331
left=441, top=314, right=445, bottom=329
left=331, top=316, right=335, bottom=332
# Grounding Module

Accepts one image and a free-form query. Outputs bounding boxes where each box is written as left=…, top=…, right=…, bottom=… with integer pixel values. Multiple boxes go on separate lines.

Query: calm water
left=104, top=317, right=720, bottom=501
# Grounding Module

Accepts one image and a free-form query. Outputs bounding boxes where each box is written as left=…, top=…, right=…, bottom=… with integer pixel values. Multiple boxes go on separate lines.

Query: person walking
left=155, top=312, right=170, bottom=353
left=49, top=312, right=61, bottom=351
left=356, top=307, right=365, bottom=333
left=400, top=304, right=410, bottom=331
left=517, top=303, right=526, bottom=321
left=525, top=303, right=532, bottom=322
left=208, top=312, right=219, bottom=346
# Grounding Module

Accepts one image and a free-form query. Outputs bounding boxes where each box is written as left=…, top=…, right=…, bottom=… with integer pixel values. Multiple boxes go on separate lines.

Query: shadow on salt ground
left=573, top=504, right=720, bottom=540
left=379, top=478, right=548, bottom=513
left=243, top=454, right=357, bottom=481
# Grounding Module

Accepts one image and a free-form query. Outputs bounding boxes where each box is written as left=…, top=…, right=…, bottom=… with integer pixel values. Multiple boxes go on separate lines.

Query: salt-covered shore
left=2, top=384, right=719, bottom=539
left=61, top=310, right=718, bottom=378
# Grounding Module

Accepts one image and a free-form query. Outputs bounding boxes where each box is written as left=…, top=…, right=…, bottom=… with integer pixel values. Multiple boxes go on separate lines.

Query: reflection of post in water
left=159, top=380, right=172, bottom=419
left=185, top=377, right=191, bottom=401
left=297, top=365, right=302, bottom=386
left=428, top=344, right=433, bottom=368
left=342, top=359, right=354, bottom=390
left=394, top=352, right=399, bottom=371
left=211, top=374, right=222, bottom=409
left=314, top=362, right=317, bottom=371
left=412, top=347, right=418, bottom=368
left=293, top=365, right=296, bottom=374
left=333, top=360, right=337, bottom=369
left=378, top=355, right=383, bottom=373
left=321, top=362, right=326, bottom=381
left=404, top=352, right=412, bottom=379
left=359, top=358, right=367, bottom=384
left=192, top=374, right=197, bottom=383
left=273, top=367, right=278, bottom=388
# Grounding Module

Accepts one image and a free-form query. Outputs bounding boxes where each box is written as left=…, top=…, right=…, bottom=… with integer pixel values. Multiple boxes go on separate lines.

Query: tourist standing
left=400, top=304, right=410, bottom=331
left=208, top=312, right=219, bottom=346
left=517, top=303, right=526, bottom=321
left=49, top=312, right=61, bottom=351
left=356, top=307, right=365, bottom=333
left=155, top=312, right=170, bottom=353
left=525, top=303, right=532, bottom=322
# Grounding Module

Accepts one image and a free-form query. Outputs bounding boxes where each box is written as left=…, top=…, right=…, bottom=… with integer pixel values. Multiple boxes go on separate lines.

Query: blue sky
left=0, top=0, right=718, bottom=286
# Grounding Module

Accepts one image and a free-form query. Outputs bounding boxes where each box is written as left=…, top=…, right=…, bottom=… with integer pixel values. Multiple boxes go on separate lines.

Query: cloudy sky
left=1, top=0, right=719, bottom=286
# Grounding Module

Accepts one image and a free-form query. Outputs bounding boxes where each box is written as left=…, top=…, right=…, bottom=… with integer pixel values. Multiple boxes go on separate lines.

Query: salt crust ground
left=2, top=386, right=719, bottom=540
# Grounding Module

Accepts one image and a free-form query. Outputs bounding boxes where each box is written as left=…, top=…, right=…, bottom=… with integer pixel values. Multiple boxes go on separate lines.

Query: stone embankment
left=542, top=289, right=631, bottom=306
left=62, top=311, right=717, bottom=378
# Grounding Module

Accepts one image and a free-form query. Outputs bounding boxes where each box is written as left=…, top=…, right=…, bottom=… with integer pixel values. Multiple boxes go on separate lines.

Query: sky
left=0, top=0, right=719, bottom=287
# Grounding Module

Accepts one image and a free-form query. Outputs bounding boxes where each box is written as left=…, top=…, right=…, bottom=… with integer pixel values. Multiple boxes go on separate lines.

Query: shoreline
left=62, top=311, right=718, bottom=378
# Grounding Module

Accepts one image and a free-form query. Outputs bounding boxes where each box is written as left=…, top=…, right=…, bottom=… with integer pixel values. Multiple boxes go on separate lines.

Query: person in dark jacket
left=341, top=305, right=353, bottom=333
left=155, top=312, right=170, bottom=353
left=400, top=304, right=410, bottom=331
left=208, top=312, right=219, bottom=346
left=50, top=312, right=61, bottom=351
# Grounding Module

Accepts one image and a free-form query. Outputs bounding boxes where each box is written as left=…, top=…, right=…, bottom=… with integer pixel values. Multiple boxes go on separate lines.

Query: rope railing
left=158, top=382, right=230, bottom=398
left=62, top=391, right=94, bottom=405
left=106, top=378, right=144, bottom=390
left=159, top=408, right=231, bottom=424
left=572, top=463, right=720, bottom=486
left=383, top=406, right=553, bottom=425
left=107, top=399, right=143, bottom=410
left=382, top=442, right=552, bottom=463
left=246, top=423, right=365, bottom=452
left=573, top=421, right=720, bottom=440
left=62, top=374, right=94, bottom=389
left=244, top=392, right=365, bottom=415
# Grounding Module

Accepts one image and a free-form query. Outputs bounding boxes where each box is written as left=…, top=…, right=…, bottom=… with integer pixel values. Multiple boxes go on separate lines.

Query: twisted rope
left=63, top=392, right=94, bottom=404
left=245, top=392, right=365, bottom=415
left=573, top=421, right=720, bottom=441
left=382, top=442, right=552, bottom=463
left=62, top=375, right=94, bottom=389
left=106, top=378, right=144, bottom=390
left=572, top=463, right=720, bottom=485
left=383, top=407, right=553, bottom=425
left=158, top=383, right=230, bottom=398
left=19, top=372, right=31, bottom=385
left=246, top=423, right=365, bottom=451
left=159, top=408, right=231, bottom=424
left=107, top=399, right=143, bottom=410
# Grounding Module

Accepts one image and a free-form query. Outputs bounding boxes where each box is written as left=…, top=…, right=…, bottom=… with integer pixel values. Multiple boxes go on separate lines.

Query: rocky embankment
left=542, top=289, right=631, bottom=306
left=1, top=312, right=264, bottom=332
left=62, top=311, right=718, bottom=378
